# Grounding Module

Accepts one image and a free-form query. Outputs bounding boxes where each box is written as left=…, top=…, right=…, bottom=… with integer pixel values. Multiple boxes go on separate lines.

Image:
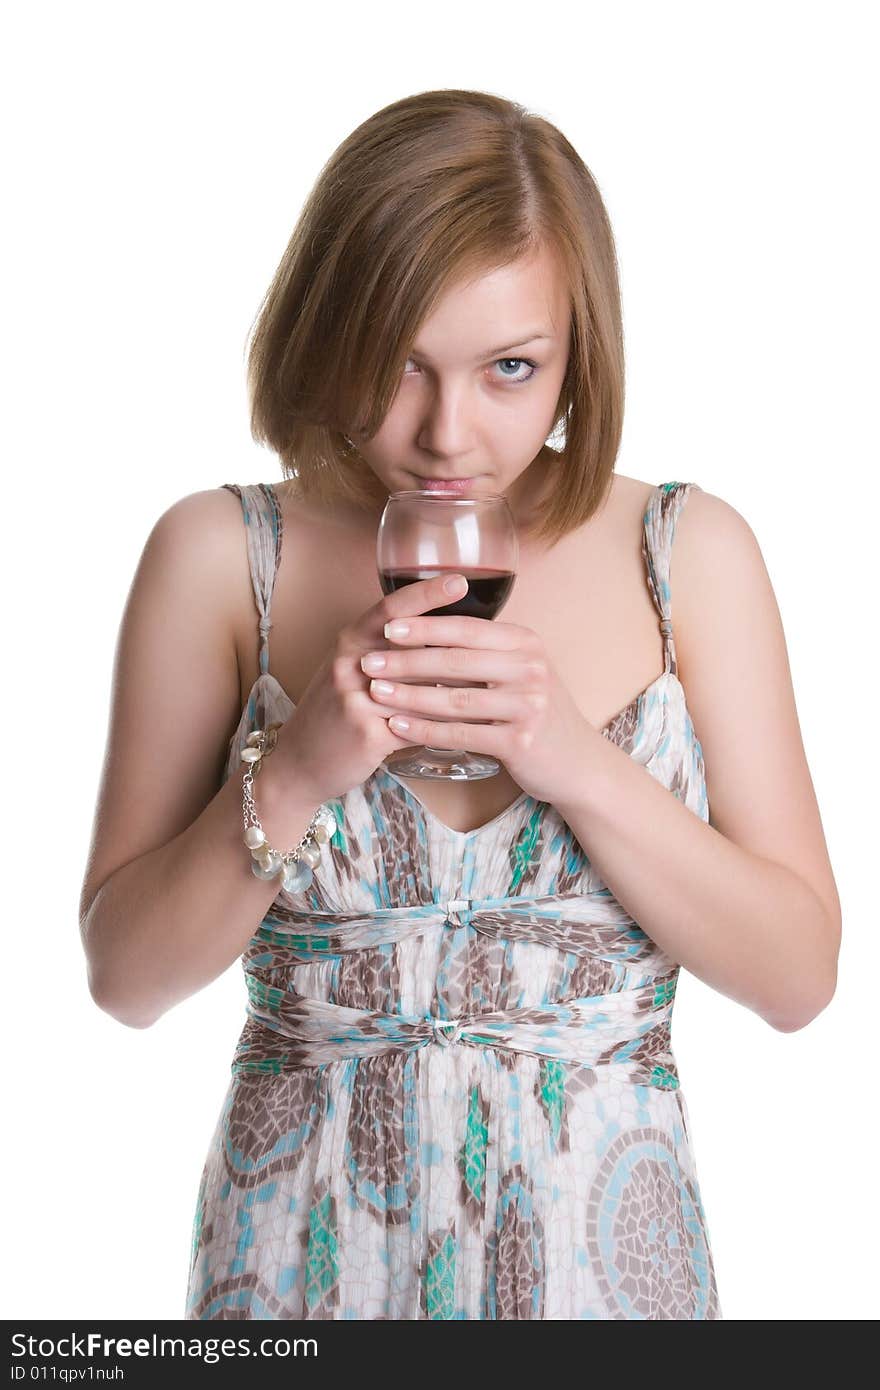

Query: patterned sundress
left=184, top=478, right=723, bottom=1320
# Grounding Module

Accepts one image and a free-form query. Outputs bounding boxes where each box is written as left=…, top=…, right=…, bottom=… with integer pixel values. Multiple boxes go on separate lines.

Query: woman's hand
left=361, top=601, right=596, bottom=808
left=273, top=572, right=476, bottom=805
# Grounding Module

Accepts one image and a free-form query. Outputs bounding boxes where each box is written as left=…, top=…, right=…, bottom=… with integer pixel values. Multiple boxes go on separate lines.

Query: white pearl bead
left=312, top=823, right=330, bottom=844
left=241, top=747, right=262, bottom=764
left=300, top=842, right=322, bottom=869
left=244, top=826, right=266, bottom=850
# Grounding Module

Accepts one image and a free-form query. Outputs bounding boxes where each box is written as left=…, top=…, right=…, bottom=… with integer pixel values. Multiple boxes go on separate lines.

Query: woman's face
left=351, top=242, right=572, bottom=525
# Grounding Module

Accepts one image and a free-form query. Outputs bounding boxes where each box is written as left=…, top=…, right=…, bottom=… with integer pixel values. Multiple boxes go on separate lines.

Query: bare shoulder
left=667, top=482, right=842, bottom=957
left=147, top=484, right=251, bottom=582
left=667, top=480, right=784, bottom=729
left=675, top=482, right=754, bottom=545
left=157, top=484, right=272, bottom=677
left=670, top=484, right=769, bottom=642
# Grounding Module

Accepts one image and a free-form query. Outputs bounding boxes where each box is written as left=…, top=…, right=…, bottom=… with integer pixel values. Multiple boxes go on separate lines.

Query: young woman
left=79, top=89, right=841, bottom=1320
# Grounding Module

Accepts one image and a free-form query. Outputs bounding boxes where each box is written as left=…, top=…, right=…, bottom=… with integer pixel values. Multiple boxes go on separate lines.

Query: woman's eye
left=403, top=357, right=538, bottom=385
left=494, top=357, right=538, bottom=383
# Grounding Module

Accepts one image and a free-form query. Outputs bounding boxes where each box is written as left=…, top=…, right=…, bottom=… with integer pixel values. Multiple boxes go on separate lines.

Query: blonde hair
left=246, top=88, right=625, bottom=545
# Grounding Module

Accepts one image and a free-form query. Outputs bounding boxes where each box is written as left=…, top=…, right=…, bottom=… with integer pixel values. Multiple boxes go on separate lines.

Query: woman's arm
left=78, top=490, right=321, bottom=1029
left=81, top=757, right=322, bottom=1030
left=554, top=489, right=841, bottom=1033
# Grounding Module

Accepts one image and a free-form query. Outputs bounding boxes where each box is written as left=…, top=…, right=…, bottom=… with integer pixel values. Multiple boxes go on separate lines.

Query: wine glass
left=376, top=490, right=518, bottom=780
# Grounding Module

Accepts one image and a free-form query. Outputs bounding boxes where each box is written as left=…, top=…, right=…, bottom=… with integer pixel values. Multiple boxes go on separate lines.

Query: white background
left=4, top=0, right=876, bottom=1321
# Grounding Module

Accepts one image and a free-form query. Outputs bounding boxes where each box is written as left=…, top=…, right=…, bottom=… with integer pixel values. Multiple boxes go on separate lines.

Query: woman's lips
left=415, top=477, right=476, bottom=493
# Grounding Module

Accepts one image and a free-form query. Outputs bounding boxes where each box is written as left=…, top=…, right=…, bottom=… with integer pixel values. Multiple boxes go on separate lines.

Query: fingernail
left=388, top=715, right=410, bottom=732
left=384, top=620, right=410, bottom=639
left=370, top=679, right=395, bottom=697
left=444, top=574, right=468, bottom=595
left=361, top=653, right=386, bottom=672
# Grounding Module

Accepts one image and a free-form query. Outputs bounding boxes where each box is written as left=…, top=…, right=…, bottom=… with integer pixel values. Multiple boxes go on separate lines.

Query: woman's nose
left=417, top=382, right=475, bottom=457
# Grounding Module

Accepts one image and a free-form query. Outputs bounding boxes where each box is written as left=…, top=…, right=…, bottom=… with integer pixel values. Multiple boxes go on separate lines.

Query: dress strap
left=641, top=481, right=701, bottom=679
left=221, top=482, right=284, bottom=677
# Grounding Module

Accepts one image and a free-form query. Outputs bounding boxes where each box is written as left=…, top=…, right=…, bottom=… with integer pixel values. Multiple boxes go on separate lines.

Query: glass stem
left=425, top=681, right=465, bottom=756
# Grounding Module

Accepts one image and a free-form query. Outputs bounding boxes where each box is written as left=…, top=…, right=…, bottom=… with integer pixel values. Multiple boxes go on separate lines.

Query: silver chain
left=241, top=763, right=322, bottom=865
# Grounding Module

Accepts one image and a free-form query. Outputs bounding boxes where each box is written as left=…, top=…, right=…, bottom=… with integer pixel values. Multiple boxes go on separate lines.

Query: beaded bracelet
left=240, top=723, right=335, bottom=894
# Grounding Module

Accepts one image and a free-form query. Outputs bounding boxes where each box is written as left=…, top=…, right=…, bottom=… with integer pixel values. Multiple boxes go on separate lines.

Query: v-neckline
left=234, top=667, right=678, bottom=840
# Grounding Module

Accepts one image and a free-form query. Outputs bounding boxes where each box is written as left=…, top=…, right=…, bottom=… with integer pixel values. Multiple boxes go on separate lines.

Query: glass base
left=383, top=744, right=500, bottom=781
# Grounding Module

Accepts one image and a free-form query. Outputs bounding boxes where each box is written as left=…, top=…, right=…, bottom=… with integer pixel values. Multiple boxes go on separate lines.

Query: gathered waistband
left=231, top=971, right=681, bottom=1089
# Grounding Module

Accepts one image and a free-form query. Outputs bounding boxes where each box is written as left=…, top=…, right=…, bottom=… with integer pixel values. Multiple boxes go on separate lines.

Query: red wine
left=379, top=566, right=516, bottom=620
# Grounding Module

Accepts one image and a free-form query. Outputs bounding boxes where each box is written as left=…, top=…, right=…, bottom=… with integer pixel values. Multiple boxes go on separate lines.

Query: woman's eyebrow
left=410, top=332, right=554, bottom=363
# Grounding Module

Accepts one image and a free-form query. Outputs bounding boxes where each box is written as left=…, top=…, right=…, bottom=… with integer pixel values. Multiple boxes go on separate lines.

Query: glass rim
left=386, top=489, right=511, bottom=506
